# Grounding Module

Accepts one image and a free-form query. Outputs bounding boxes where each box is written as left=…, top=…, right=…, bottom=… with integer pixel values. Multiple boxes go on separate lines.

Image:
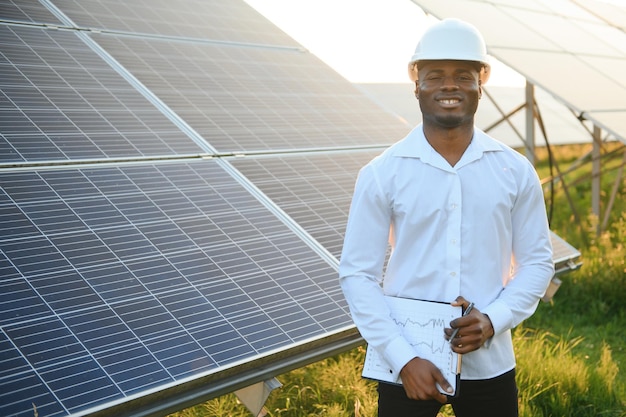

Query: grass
left=170, top=142, right=626, bottom=417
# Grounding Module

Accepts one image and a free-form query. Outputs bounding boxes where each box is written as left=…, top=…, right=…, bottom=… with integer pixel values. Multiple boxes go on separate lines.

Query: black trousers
left=377, top=369, right=518, bottom=417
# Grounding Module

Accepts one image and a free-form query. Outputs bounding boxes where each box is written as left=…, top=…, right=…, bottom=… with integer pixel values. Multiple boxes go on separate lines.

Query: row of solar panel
left=0, top=152, right=381, bottom=416
left=0, top=4, right=408, bottom=163
left=0, top=0, right=411, bottom=415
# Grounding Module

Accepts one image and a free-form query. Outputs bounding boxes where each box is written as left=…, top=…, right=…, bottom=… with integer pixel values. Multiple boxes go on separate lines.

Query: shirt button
left=450, top=272, right=457, bottom=277
left=451, top=239, right=457, bottom=244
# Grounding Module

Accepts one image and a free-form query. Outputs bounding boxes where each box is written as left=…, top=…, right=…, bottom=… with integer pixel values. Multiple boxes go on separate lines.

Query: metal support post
left=592, top=125, right=601, bottom=233
left=525, top=81, right=536, bottom=165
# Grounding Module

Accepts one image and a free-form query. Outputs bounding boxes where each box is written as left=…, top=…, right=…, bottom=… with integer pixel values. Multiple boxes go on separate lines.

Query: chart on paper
left=362, top=296, right=461, bottom=394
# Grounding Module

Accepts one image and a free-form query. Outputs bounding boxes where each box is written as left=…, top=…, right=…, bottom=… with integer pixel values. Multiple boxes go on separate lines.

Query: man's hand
left=445, top=296, right=494, bottom=354
left=399, top=357, right=452, bottom=403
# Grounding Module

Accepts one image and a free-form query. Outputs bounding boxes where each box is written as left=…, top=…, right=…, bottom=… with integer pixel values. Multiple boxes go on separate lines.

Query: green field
left=171, top=142, right=626, bottom=417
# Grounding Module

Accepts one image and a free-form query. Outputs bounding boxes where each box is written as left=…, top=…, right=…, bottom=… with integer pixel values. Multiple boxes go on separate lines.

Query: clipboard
left=361, top=296, right=462, bottom=397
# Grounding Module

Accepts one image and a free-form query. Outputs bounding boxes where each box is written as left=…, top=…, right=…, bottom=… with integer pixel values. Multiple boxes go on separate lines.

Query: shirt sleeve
left=339, top=163, right=418, bottom=374
left=481, top=162, right=555, bottom=337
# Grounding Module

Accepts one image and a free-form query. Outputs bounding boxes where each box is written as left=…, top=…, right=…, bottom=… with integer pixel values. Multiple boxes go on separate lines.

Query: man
left=339, top=18, right=554, bottom=417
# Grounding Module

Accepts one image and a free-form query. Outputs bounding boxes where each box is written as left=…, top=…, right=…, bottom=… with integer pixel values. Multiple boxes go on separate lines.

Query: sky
left=243, top=0, right=526, bottom=86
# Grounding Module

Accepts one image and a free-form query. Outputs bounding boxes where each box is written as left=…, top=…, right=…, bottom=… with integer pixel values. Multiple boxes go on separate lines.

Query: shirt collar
left=393, top=124, right=504, bottom=169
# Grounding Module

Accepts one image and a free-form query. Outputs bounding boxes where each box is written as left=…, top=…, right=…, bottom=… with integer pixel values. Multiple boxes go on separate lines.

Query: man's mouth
left=438, top=98, right=460, bottom=105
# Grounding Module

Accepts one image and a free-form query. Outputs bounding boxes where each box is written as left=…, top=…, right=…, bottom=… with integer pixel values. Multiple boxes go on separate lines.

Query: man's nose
left=441, top=76, right=460, bottom=88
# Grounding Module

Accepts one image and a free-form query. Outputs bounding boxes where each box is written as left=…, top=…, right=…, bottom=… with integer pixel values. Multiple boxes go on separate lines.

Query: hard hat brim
left=408, top=60, right=491, bottom=84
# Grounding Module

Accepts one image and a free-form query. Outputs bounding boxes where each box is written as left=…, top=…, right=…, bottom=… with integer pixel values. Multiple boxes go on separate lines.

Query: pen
left=449, top=302, right=474, bottom=343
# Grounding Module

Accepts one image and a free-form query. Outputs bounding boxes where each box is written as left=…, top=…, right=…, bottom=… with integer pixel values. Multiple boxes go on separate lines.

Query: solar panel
left=576, top=0, right=626, bottom=32
left=0, top=0, right=583, bottom=416
left=0, top=160, right=354, bottom=416
left=1, top=2, right=385, bottom=413
left=230, top=150, right=382, bottom=259
left=550, top=231, right=582, bottom=274
left=50, top=0, right=301, bottom=47
left=89, top=32, right=409, bottom=153
left=0, top=25, right=204, bottom=163
left=411, top=0, right=626, bottom=144
left=0, top=0, right=63, bottom=25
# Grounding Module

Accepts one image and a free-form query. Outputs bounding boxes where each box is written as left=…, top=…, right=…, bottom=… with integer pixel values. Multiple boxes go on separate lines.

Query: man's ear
left=478, top=80, right=482, bottom=99
left=414, top=80, right=419, bottom=99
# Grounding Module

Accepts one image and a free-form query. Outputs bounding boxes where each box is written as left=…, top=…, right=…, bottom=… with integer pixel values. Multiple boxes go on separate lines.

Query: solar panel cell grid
left=0, top=204, right=40, bottom=239
left=0, top=334, right=67, bottom=416
left=7, top=314, right=113, bottom=370
left=0, top=278, right=51, bottom=325
left=28, top=270, right=102, bottom=313
left=0, top=25, right=204, bottom=163
left=231, top=151, right=381, bottom=258
left=0, top=0, right=63, bottom=24
left=91, top=33, right=408, bottom=153
left=0, top=160, right=353, bottom=415
left=51, top=0, right=301, bottom=47
left=79, top=264, right=147, bottom=303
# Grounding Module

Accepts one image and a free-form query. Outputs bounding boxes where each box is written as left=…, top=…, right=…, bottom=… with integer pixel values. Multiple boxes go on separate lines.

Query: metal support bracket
left=234, top=378, right=282, bottom=417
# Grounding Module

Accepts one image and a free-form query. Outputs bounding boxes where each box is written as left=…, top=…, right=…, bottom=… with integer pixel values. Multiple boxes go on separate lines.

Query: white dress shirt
left=339, top=124, right=554, bottom=380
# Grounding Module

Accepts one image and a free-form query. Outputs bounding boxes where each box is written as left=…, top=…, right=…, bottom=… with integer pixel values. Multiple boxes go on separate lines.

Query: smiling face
left=416, top=60, right=482, bottom=130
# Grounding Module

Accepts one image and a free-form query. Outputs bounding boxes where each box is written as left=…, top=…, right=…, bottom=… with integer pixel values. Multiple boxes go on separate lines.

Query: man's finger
left=434, top=374, right=453, bottom=402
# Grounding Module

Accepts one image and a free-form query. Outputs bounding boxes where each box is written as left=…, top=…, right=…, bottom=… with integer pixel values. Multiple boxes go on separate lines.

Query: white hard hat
left=408, top=18, right=491, bottom=84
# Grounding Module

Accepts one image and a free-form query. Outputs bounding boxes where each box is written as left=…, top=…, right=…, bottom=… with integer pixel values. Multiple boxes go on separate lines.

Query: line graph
left=391, top=316, right=450, bottom=354
left=362, top=296, right=461, bottom=395
left=392, top=316, right=448, bottom=329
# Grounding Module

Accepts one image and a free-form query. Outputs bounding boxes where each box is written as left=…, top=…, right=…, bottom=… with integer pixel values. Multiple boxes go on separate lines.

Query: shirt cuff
left=480, top=300, right=513, bottom=339
left=382, top=336, right=417, bottom=380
